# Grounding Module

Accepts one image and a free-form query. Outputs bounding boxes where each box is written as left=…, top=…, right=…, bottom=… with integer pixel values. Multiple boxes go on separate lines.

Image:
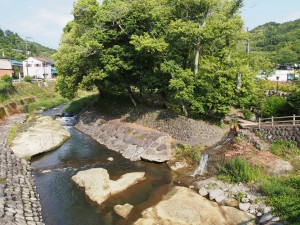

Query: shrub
left=24, top=76, right=33, bottom=83
left=270, top=140, right=300, bottom=159
left=1, top=74, right=13, bottom=83
left=174, top=144, right=204, bottom=166
left=218, top=157, right=263, bottom=183
left=260, top=96, right=287, bottom=117
left=242, top=109, right=254, bottom=120
left=260, top=177, right=300, bottom=224
left=287, top=91, right=300, bottom=114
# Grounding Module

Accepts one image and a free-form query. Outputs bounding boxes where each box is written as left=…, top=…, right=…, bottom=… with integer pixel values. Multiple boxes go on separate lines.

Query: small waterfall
left=191, top=154, right=209, bottom=176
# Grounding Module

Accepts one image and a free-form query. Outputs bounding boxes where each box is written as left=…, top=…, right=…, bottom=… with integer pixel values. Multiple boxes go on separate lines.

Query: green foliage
left=270, top=140, right=300, bottom=159
left=260, top=177, right=300, bottom=224
left=64, top=94, right=99, bottom=114
left=0, top=27, right=56, bottom=61
left=54, top=0, right=255, bottom=119
left=250, top=19, right=300, bottom=64
left=174, top=144, right=204, bottom=166
left=218, top=157, right=264, bottom=183
left=287, top=91, right=300, bottom=114
left=28, top=97, right=68, bottom=113
left=242, top=109, right=253, bottom=120
left=23, top=76, right=33, bottom=83
left=236, top=192, right=246, bottom=202
left=260, top=96, right=287, bottom=117
left=0, top=75, right=13, bottom=102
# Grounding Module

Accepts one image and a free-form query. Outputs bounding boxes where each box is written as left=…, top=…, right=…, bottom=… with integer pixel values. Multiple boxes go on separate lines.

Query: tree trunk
left=181, top=101, right=188, bottom=117
left=194, top=45, right=200, bottom=82
left=127, top=87, right=137, bottom=107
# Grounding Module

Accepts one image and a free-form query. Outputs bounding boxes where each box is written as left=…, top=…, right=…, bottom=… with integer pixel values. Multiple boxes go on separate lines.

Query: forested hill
left=249, top=19, right=300, bottom=65
left=0, top=28, right=56, bottom=61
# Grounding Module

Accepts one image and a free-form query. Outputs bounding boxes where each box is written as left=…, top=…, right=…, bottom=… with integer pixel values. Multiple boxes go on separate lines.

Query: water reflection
left=32, top=128, right=172, bottom=225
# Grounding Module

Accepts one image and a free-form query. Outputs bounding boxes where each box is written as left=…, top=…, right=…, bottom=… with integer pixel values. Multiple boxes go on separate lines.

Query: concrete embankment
left=75, top=111, right=173, bottom=162
left=0, top=114, right=44, bottom=225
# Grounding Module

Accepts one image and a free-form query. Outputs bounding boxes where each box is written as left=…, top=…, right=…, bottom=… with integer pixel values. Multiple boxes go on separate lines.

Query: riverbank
left=0, top=114, right=44, bottom=225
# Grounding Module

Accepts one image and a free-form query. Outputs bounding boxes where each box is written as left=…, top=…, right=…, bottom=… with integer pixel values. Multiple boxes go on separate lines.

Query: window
left=35, top=64, right=41, bottom=67
left=27, top=64, right=32, bottom=67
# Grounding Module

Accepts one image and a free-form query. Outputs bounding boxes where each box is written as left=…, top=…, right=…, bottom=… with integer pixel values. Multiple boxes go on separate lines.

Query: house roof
left=23, top=57, right=54, bottom=64
left=11, top=59, right=23, bottom=66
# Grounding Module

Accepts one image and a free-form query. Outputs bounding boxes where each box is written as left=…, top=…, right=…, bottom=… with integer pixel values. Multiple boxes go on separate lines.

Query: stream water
left=31, top=108, right=173, bottom=225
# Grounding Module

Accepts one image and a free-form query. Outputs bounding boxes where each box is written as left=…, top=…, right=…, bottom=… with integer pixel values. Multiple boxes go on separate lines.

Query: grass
left=28, top=97, right=68, bottom=113
left=260, top=176, right=300, bottom=224
left=270, top=140, right=300, bottom=159
left=7, top=124, right=20, bottom=146
left=217, top=157, right=265, bottom=183
left=64, top=94, right=99, bottom=114
left=174, top=144, right=205, bottom=167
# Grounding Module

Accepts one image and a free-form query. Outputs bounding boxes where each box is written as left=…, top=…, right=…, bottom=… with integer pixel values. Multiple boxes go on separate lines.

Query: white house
left=267, top=69, right=297, bottom=82
left=23, top=57, right=55, bottom=79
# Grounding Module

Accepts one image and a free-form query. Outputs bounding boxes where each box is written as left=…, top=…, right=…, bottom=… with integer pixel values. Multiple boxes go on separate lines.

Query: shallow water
left=31, top=117, right=173, bottom=225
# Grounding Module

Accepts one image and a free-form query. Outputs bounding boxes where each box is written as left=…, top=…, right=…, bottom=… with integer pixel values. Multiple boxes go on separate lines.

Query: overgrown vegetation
left=174, top=144, right=204, bottom=166
left=217, top=157, right=264, bottom=183
left=7, top=124, right=20, bottom=146
left=260, top=177, right=300, bottom=224
left=0, top=75, right=14, bottom=102
left=271, top=140, right=300, bottom=159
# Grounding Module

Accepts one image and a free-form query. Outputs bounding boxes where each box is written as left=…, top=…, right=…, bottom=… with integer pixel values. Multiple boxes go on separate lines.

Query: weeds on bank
left=270, top=140, right=300, bottom=159
left=28, top=97, right=68, bottom=113
left=7, top=124, right=20, bottom=146
left=217, top=157, right=264, bottom=183
left=260, top=176, right=300, bottom=224
left=174, top=144, right=205, bottom=166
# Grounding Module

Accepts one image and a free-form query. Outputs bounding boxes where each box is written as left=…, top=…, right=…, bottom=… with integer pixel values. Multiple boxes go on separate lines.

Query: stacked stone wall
left=249, top=126, right=300, bottom=148
left=75, top=112, right=173, bottom=163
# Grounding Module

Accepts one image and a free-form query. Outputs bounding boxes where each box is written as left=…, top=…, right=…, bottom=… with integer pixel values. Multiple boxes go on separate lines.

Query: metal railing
left=258, top=115, right=300, bottom=128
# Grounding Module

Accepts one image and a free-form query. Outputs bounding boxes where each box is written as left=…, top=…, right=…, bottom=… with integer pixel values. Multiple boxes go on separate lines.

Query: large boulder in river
left=72, top=168, right=145, bottom=205
left=134, top=186, right=255, bottom=225
left=10, top=116, right=70, bottom=159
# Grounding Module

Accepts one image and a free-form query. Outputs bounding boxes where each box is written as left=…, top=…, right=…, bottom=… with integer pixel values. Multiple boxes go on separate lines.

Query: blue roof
left=11, top=59, right=23, bottom=66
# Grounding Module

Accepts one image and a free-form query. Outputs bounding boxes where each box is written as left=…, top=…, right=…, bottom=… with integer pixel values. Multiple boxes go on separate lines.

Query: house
left=0, top=58, right=13, bottom=78
left=11, top=59, right=23, bottom=78
left=267, top=69, right=298, bottom=82
left=23, top=57, right=56, bottom=79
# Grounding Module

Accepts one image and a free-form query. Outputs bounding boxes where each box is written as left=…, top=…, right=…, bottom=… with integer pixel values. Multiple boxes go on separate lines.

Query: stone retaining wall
left=0, top=114, right=44, bottom=225
left=248, top=126, right=300, bottom=148
left=75, top=112, right=173, bottom=163
left=0, top=97, right=36, bottom=120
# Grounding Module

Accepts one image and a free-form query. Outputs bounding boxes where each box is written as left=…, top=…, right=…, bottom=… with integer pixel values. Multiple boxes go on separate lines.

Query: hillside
left=0, top=28, right=56, bottom=61
left=250, top=19, right=300, bottom=65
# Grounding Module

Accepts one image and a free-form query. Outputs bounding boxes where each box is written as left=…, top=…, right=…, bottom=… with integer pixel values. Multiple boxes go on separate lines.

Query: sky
left=0, top=0, right=300, bottom=50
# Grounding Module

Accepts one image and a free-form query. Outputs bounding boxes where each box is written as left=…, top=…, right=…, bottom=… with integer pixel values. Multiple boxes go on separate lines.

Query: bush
left=1, top=74, right=13, bottom=83
left=174, top=144, right=204, bottom=166
left=218, top=157, right=263, bottom=183
left=242, top=109, right=254, bottom=120
left=24, top=76, right=33, bottom=83
left=64, top=94, right=99, bottom=114
left=270, top=140, right=300, bottom=159
left=260, top=177, right=300, bottom=224
left=287, top=91, right=300, bottom=114
left=260, top=96, right=287, bottom=117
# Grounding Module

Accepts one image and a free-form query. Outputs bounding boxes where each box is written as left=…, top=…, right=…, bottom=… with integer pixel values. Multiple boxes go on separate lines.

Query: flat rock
left=10, top=116, right=71, bottom=159
left=114, top=203, right=133, bottom=219
left=134, top=187, right=255, bottom=225
left=72, top=168, right=145, bottom=205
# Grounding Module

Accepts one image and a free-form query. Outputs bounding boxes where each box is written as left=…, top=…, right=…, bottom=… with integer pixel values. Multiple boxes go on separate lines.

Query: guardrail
left=258, top=115, right=300, bottom=128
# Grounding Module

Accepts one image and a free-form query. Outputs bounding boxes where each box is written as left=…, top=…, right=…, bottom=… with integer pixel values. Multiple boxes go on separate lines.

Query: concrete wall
left=249, top=126, right=300, bottom=148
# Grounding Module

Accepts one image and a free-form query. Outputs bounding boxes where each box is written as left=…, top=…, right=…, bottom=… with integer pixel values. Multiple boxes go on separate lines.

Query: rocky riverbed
left=0, top=114, right=44, bottom=225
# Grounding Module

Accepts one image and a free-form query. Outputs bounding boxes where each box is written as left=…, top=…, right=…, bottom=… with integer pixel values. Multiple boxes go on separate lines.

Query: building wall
left=0, top=69, right=13, bottom=77
left=23, top=57, right=52, bottom=79
left=267, top=70, right=294, bottom=82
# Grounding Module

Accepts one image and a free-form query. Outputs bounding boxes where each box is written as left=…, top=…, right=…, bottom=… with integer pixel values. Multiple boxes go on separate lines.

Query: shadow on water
left=31, top=126, right=173, bottom=225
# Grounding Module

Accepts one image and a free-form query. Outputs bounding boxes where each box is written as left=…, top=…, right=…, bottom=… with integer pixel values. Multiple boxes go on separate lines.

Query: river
left=31, top=108, right=173, bottom=225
